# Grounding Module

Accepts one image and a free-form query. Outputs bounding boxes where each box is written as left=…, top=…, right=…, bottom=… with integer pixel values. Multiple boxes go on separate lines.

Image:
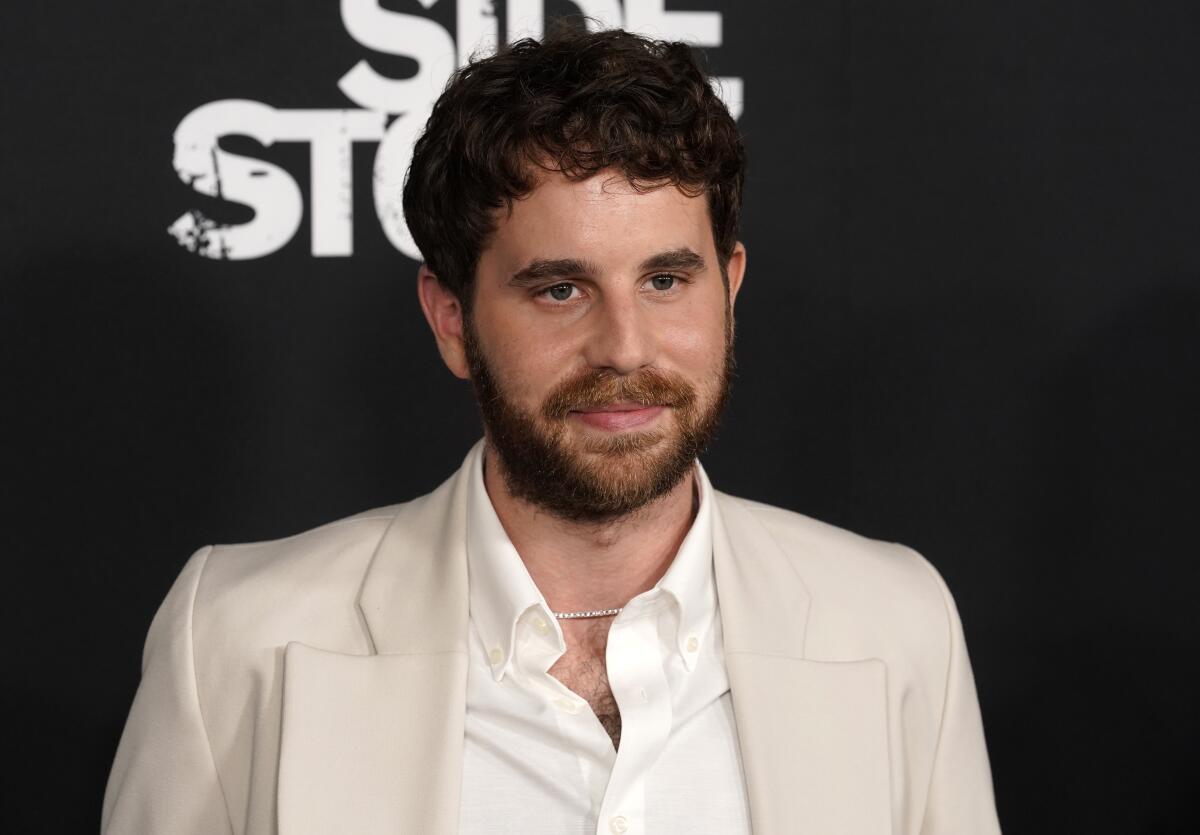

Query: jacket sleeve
left=919, top=559, right=1003, bottom=835
left=101, top=545, right=234, bottom=835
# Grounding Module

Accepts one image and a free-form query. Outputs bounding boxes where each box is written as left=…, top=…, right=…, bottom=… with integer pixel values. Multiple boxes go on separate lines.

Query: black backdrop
left=4, top=1, right=1197, bottom=832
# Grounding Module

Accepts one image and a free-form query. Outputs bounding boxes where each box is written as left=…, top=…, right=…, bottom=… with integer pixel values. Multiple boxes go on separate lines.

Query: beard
left=462, top=310, right=735, bottom=524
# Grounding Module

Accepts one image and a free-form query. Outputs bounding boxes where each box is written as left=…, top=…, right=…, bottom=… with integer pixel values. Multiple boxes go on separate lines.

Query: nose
left=581, top=293, right=658, bottom=375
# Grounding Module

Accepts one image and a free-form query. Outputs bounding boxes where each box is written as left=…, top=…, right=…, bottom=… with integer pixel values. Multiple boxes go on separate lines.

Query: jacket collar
left=356, top=444, right=472, bottom=656
left=711, top=490, right=892, bottom=834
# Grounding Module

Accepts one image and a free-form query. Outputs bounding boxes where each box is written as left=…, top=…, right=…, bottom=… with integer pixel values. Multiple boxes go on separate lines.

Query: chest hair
left=548, top=620, right=621, bottom=750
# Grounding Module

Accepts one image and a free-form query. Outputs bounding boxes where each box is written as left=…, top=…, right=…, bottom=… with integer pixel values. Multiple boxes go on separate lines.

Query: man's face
left=440, top=169, right=745, bottom=522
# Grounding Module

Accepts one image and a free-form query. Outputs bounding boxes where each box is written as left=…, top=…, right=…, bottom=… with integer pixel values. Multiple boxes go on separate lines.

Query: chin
left=572, top=425, right=670, bottom=458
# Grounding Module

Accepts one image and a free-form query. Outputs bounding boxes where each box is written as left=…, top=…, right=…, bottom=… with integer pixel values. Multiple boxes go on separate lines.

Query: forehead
left=480, top=169, right=714, bottom=271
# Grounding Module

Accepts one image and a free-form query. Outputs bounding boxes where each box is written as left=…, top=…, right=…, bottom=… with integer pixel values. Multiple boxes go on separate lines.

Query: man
left=103, top=26, right=1001, bottom=835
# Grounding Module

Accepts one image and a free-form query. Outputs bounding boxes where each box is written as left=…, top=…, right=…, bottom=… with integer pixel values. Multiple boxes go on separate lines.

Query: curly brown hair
left=401, top=24, right=745, bottom=312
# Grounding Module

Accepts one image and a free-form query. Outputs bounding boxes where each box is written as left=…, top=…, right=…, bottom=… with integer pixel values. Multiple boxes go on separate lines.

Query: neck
left=481, top=441, right=699, bottom=617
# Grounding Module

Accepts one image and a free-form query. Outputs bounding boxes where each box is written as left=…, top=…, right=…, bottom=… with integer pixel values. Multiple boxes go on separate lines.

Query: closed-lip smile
left=569, top=403, right=666, bottom=430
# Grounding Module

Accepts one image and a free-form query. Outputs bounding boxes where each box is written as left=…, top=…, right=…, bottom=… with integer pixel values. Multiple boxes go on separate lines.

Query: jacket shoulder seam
left=188, top=544, right=236, bottom=834
left=211, top=511, right=399, bottom=550
left=314, top=512, right=398, bottom=529
left=903, top=545, right=956, bottom=825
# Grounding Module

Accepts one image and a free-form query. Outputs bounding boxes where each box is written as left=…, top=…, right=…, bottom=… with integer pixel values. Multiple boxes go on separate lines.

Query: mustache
left=542, top=367, right=697, bottom=420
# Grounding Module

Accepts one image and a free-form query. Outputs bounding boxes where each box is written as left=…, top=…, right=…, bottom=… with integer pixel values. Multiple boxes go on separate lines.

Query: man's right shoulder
left=202, top=502, right=402, bottom=594
left=181, top=500, right=410, bottom=660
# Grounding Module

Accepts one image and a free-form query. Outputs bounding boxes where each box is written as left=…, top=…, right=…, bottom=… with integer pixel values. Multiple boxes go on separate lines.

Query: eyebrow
left=508, top=258, right=599, bottom=288
left=639, top=247, right=707, bottom=274
left=507, top=247, right=707, bottom=288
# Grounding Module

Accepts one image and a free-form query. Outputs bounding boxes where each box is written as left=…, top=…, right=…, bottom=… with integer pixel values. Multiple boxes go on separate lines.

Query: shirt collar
left=652, top=452, right=716, bottom=673
left=465, top=440, right=551, bottom=682
left=465, top=439, right=718, bottom=681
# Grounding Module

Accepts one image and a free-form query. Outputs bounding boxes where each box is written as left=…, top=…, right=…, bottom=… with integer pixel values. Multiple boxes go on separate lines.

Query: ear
left=726, top=241, right=747, bottom=312
left=416, top=264, right=470, bottom=380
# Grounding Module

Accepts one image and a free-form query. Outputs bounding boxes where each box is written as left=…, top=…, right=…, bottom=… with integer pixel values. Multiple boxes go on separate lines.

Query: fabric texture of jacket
left=102, top=439, right=1003, bottom=834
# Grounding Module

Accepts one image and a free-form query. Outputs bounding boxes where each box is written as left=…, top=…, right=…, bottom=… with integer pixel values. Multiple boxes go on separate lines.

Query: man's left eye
left=648, top=274, right=677, bottom=291
left=544, top=283, right=576, bottom=302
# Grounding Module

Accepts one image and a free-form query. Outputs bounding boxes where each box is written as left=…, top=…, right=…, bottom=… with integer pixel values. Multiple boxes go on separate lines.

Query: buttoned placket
left=595, top=594, right=675, bottom=835
left=507, top=591, right=682, bottom=835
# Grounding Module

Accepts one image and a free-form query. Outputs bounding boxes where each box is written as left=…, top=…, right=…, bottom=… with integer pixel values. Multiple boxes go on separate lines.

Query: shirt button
left=553, top=697, right=579, bottom=714
left=488, top=647, right=504, bottom=665
left=609, top=815, right=629, bottom=834
left=532, top=616, right=550, bottom=634
left=686, top=636, right=700, bottom=652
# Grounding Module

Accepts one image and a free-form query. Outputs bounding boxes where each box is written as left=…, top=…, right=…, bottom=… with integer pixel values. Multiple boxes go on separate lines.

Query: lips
left=570, top=404, right=666, bottom=430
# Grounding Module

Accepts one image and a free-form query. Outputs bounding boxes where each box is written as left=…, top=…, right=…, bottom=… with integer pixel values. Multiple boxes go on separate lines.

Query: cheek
left=661, top=296, right=729, bottom=376
left=479, top=315, right=578, bottom=404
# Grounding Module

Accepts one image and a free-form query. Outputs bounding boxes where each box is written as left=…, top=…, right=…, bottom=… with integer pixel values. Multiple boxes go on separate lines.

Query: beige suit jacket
left=102, top=441, right=1002, bottom=834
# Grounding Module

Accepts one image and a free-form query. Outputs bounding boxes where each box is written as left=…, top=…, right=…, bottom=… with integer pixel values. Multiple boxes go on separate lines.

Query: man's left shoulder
left=714, top=491, right=957, bottom=660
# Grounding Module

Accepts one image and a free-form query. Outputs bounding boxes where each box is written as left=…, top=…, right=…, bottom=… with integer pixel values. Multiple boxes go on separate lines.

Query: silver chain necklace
left=551, top=607, right=623, bottom=620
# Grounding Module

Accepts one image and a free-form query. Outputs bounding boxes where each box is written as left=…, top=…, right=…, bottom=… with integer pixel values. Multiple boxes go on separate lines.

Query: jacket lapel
left=713, top=491, right=893, bottom=835
left=277, top=450, right=473, bottom=835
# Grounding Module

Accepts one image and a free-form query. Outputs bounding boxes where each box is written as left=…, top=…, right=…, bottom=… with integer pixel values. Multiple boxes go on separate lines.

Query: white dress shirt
left=457, top=442, right=752, bottom=835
